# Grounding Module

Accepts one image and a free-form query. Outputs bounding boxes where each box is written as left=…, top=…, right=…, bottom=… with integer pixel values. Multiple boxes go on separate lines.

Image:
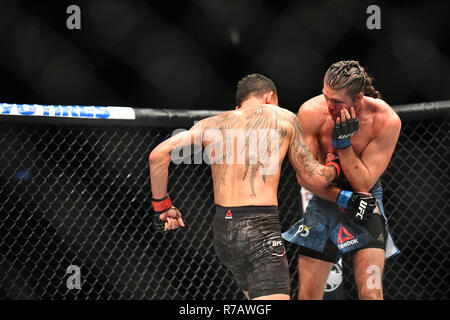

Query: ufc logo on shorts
left=272, top=240, right=282, bottom=247
left=356, top=200, right=367, bottom=220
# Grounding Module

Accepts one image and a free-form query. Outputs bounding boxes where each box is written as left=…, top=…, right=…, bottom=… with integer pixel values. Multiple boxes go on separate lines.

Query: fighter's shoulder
left=368, top=97, right=401, bottom=127
left=199, top=110, right=235, bottom=128
left=276, top=106, right=309, bottom=133
left=268, top=104, right=297, bottom=120
left=299, top=95, right=325, bottom=109
left=298, top=95, right=327, bottom=117
left=367, top=97, right=402, bottom=134
left=297, top=95, right=328, bottom=132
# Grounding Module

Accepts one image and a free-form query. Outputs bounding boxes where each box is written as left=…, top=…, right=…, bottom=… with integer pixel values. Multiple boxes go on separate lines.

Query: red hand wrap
left=152, top=195, right=172, bottom=213
left=326, top=162, right=341, bottom=179
left=325, top=153, right=341, bottom=180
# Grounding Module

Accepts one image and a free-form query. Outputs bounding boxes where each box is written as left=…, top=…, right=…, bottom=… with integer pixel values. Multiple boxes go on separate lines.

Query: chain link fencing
left=0, top=102, right=449, bottom=299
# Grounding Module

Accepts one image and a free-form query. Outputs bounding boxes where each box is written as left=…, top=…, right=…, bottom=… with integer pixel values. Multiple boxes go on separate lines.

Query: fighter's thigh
left=298, top=255, right=334, bottom=300
left=246, top=239, right=290, bottom=299
left=246, top=216, right=291, bottom=299
left=253, top=293, right=290, bottom=300
left=353, top=248, right=385, bottom=299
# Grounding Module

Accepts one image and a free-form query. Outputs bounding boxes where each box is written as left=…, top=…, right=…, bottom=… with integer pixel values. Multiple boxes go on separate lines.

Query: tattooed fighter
left=149, top=74, right=376, bottom=300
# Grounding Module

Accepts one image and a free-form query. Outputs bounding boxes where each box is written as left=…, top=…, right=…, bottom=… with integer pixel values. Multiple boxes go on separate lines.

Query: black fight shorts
left=213, top=205, right=290, bottom=299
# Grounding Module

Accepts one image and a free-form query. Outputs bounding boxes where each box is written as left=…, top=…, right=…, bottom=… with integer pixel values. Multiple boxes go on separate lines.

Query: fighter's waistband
left=215, top=205, right=278, bottom=216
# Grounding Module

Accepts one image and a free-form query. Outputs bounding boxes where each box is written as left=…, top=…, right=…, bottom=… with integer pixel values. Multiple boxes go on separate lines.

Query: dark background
left=0, top=1, right=449, bottom=300
left=0, top=0, right=449, bottom=112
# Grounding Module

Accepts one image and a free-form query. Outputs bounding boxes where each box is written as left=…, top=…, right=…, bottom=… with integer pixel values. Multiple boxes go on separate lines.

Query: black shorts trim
left=298, top=213, right=387, bottom=263
left=215, top=204, right=278, bottom=216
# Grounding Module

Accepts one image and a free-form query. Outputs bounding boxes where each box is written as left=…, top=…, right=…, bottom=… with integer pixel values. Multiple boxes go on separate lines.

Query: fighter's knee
left=358, top=286, right=383, bottom=300
left=298, top=286, right=324, bottom=300
left=299, top=292, right=316, bottom=300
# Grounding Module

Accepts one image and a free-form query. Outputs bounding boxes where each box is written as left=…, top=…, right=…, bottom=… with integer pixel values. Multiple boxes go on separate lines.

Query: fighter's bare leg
left=243, top=290, right=289, bottom=300
left=353, top=248, right=385, bottom=300
left=298, top=255, right=334, bottom=300
left=253, top=293, right=290, bottom=300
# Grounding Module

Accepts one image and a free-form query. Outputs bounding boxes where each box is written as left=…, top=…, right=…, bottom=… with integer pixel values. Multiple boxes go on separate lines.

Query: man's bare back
left=150, top=73, right=380, bottom=300
left=149, top=74, right=352, bottom=300
left=197, top=104, right=333, bottom=206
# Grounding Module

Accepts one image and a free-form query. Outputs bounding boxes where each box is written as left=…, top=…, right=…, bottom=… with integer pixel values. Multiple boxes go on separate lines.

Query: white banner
left=0, top=103, right=136, bottom=120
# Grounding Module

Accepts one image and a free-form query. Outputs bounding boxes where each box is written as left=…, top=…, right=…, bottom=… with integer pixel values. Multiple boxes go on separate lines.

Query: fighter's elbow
left=149, top=149, right=169, bottom=166
left=297, top=175, right=329, bottom=194
left=354, top=181, right=375, bottom=193
left=149, top=150, right=158, bottom=164
left=350, top=176, right=376, bottom=193
left=311, top=179, right=331, bottom=192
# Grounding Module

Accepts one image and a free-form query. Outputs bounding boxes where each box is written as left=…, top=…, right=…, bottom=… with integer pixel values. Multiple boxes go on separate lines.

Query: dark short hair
left=324, top=60, right=382, bottom=99
left=235, top=74, right=277, bottom=107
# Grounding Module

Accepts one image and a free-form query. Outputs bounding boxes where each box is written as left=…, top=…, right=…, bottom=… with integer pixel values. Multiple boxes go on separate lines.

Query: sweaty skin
left=299, top=89, right=401, bottom=193
left=150, top=103, right=339, bottom=208
left=149, top=98, right=342, bottom=301
left=295, top=87, right=401, bottom=300
left=202, top=105, right=340, bottom=206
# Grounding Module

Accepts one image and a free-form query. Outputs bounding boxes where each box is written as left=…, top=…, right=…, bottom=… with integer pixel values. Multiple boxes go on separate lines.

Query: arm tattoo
left=287, top=114, right=334, bottom=184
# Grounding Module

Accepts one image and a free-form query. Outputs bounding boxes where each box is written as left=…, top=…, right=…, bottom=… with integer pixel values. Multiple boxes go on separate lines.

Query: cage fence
left=0, top=101, right=449, bottom=300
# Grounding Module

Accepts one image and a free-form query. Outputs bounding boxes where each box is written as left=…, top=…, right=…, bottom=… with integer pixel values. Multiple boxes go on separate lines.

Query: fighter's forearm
left=294, top=162, right=338, bottom=201
left=149, top=149, right=171, bottom=199
left=310, top=184, right=341, bottom=203
left=337, top=147, right=374, bottom=192
left=295, top=162, right=337, bottom=191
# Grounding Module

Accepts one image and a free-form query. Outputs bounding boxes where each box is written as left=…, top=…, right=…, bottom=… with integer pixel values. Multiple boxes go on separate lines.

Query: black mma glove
left=332, top=115, right=359, bottom=149
left=336, top=190, right=376, bottom=224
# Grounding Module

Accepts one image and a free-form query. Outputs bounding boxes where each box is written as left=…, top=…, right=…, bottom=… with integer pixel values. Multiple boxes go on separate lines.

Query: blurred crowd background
left=0, top=0, right=449, bottom=111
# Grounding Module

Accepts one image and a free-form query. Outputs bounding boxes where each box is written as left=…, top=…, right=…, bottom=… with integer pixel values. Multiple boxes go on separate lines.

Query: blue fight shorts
left=282, top=186, right=400, bottom=264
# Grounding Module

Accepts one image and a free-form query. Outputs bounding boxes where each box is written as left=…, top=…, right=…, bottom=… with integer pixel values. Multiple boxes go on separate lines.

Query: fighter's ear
left=264, top=91, right=277, bottom=105
left=235, top=105, right=240, bottom=110
left=267, top=91, right=278, bottom=106
left=266, top=92, right=273, bottom=103
left=356, top=92, right=364, bottom=102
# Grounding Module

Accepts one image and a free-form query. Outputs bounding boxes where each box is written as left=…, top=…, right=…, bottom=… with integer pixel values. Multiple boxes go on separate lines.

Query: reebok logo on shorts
left=225, top=209, right=232, bottom=220
left=337, top=226, right=358, bottom=249
left=337, top=226, right=353, bottom=243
